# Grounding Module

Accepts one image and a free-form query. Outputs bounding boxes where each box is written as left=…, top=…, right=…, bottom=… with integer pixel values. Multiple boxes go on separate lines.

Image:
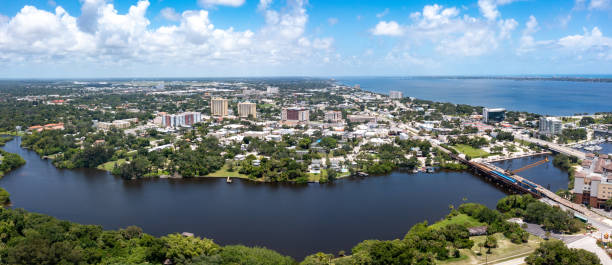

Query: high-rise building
left=483, top=108, right=506, bottom=123
left=238, top=102, right=257, bottom=118
left=324, top=110, right=342, bottom=122
left=211, top=98, right=228, bottom=117
left=282, top=108, right=309, bottom=122
left=539, top=117, right=563, bottom=136
left=389, top=91, right=403, bottom=99
left=158, top=112, right=202, bottom=128
left=266, top=86, right=279, bottom=94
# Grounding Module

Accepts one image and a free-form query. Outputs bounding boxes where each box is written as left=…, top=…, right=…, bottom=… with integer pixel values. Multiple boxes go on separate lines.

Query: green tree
left=526, top=240, right=600, bottom=265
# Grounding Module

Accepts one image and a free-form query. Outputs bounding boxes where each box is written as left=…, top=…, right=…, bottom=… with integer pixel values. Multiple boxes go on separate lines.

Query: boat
left=226, top=177, right=232, bottom=183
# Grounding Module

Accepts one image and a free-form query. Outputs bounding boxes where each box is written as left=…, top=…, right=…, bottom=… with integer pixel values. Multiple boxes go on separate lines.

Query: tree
left=526, top=240, right=600, bottom=265
left=0, top=188, right=10, bottom=205
left=579, top=117, right=595, bottom=127
left=161, top=233, right=220, bottom=263
left=484, top=235, right=497, bottom=253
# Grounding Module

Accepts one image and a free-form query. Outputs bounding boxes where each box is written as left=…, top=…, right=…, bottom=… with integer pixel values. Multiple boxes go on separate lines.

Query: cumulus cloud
left=198, top=0, right=245, bottom=7
left=371, top=21, right=404, bottom=36
left=558, top=27, right=612, bottom=59
left=478, top=0, right=518, bottom=20
left=160, top=7, right=180, bottom=21
left=371, top=4, right=518, bottom=57
left=0, top=0, right=334, bottom=67
left=517, top=15, right=540, bottom=54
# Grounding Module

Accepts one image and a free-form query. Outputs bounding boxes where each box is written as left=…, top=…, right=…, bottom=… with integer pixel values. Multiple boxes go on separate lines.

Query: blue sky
left=0, top=0, right=611, bottom=78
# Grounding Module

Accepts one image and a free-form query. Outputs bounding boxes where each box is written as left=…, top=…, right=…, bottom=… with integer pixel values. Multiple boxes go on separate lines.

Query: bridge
left=514, top=134, right=586, bottom=160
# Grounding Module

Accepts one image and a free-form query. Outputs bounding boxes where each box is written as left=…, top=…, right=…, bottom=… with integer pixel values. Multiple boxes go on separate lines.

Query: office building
left=211, top=98, right=229, bottom=117
left=539, top=117, right=563, bottom=136
left=282, top=108, right=309, bottom=122
left=482, top=108, right=506, bottom=123
left=266, top=86, right=279, bottom=94
left=389, top=91, right=403, bottom=99
left=325, top=110, right=343, bottom=122
left=238, top=102, right=257, bottom=118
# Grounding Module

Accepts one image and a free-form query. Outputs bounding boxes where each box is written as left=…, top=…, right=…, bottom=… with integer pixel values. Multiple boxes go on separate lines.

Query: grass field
left=429, top=214, right=485, bottom=230
left=453, top=144, right=490, bottom=158
left=441, top=233, right=543, bottom=265
left=96, top=159, right=127, bottom=171
left=207, top=164, right=250, bottom=179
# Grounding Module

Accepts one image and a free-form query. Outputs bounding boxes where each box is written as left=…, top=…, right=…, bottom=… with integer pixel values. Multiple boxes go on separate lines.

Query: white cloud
left=258, top=0, right=273, bottom=10
left=478, top=0, right=518, bottom=21
left=376, top=8, right=389, bottom=18
left=589, top=0, right=611, bottom=10
left=160, top=7, right=180, bottom=21
left=371, top=21, right=404, bottom=36
left=328, top=17, right=338, bottom=26
left=0, top=0, right=334, bottom=67
left=517, top=15, right=539, bottom=54
left=198, top=0, right=245, bottom=7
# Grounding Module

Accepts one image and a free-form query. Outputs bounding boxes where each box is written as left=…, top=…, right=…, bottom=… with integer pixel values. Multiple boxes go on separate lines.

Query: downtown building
left=389, top=91, right=403, bottom=99
left=281, top=107, right=309, bottom=124
left=324, top=110, right=343, bottom=122
left=482, top=108, right=506, bottom=123
left=238, top=102, right=257, bottom=118
left=156, top=112, right=202, bottom=128
left=539, top=117, right=563, bottom=136
left=211, top=98, right=229, bottom=117
left=574, top=154, right=612, bottom=208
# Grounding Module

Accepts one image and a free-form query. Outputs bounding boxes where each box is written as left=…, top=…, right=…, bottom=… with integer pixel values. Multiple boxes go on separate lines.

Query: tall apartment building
left=573, top=154, right=612, bottom=208
left=324, top=110, right=343, bottom=122
left=281, top=108, right=309, bottom=122
left=389, top=91, right=403, bottom=99
left=539, top=117, right=563, bottom=136
left=238, top=102, right=257, bottom=118
left=156, top=112, right=202, bottom=128
left=266, top=86, right=279, bottom=94
left=210, top=98, right=229, bottom=117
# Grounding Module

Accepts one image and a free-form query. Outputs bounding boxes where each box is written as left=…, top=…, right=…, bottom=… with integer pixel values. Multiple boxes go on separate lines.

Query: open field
left=453, top=144, right=490, bottom=158
left=96, top=159, right=127, bottom=171
left=429, top=214, right=485, bottom=230
left=441, top=233, right=543, bottom=265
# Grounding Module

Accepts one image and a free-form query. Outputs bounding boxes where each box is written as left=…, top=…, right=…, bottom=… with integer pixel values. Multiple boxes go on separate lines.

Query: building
left=281, top=108, right=309, bottom=122
left=157, top=112, right=202, bottom=128
left=573, top=154, right=612, bottom=208
left=96, top=118, right=139, bottom=130
left=211, top=98, right=229, bottom=117
left=266, top=86, right=279, bottom=94
left=324, top=111, right=343, bottom=122
left=389, top=91, right=403, bottom=99
left=482, top=108, right=506, bottom=123
left=27, top=123, right=65, bottom=132
left=347, top=115, right=377, bottom=123
left=238, top=102, right=257, bottom=118
left=539, top=117, right=563, bottom=136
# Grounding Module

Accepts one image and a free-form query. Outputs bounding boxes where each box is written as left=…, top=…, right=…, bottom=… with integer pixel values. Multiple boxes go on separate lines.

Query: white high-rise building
left=266, top=86, right=279, bottom=94
left=389, top=91, right=403, bottom=99
left=539, top=117, right=563, bottom=136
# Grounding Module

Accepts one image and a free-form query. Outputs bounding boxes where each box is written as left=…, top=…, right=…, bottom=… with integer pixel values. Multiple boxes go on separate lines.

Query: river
left=0, top=137, right=570, bottom=259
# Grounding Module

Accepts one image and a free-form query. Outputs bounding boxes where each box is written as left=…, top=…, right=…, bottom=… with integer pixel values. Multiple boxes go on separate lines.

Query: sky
left=0, top=0, right=611, bottom=78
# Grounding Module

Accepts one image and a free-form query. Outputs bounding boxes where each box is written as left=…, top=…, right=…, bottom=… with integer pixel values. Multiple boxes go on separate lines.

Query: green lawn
left=430, top=214, right=485, bottom=230
left=96, top=159, right=127, bottom=171
left=207, top=164, right=250, bottom=179
left=440, top=233, right=542, bottom=265
left=453, top=144, right=490, bottom=158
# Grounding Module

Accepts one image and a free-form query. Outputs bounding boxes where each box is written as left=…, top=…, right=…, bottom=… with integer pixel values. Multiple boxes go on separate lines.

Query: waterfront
left=339, top=77, right=612, bottom=116
left=0, top=137, right=569, bottom=259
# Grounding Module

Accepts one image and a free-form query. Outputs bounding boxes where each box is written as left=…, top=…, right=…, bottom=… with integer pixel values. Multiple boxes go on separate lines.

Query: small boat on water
left=226, top=177, right=232, bottom=183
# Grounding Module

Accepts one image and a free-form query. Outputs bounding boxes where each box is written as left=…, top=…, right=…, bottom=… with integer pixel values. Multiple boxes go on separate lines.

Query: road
left=568, top=237, right=612, bottom=265
left=513, top=133, right=586, bottom=160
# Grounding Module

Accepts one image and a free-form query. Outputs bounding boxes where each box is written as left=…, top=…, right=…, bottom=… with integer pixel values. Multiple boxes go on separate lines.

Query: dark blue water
left=338, top=77, right=612, bottom=116
left=0, top=137, right=569, bottom=259
left=493, top=155, right=571, bottom=193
